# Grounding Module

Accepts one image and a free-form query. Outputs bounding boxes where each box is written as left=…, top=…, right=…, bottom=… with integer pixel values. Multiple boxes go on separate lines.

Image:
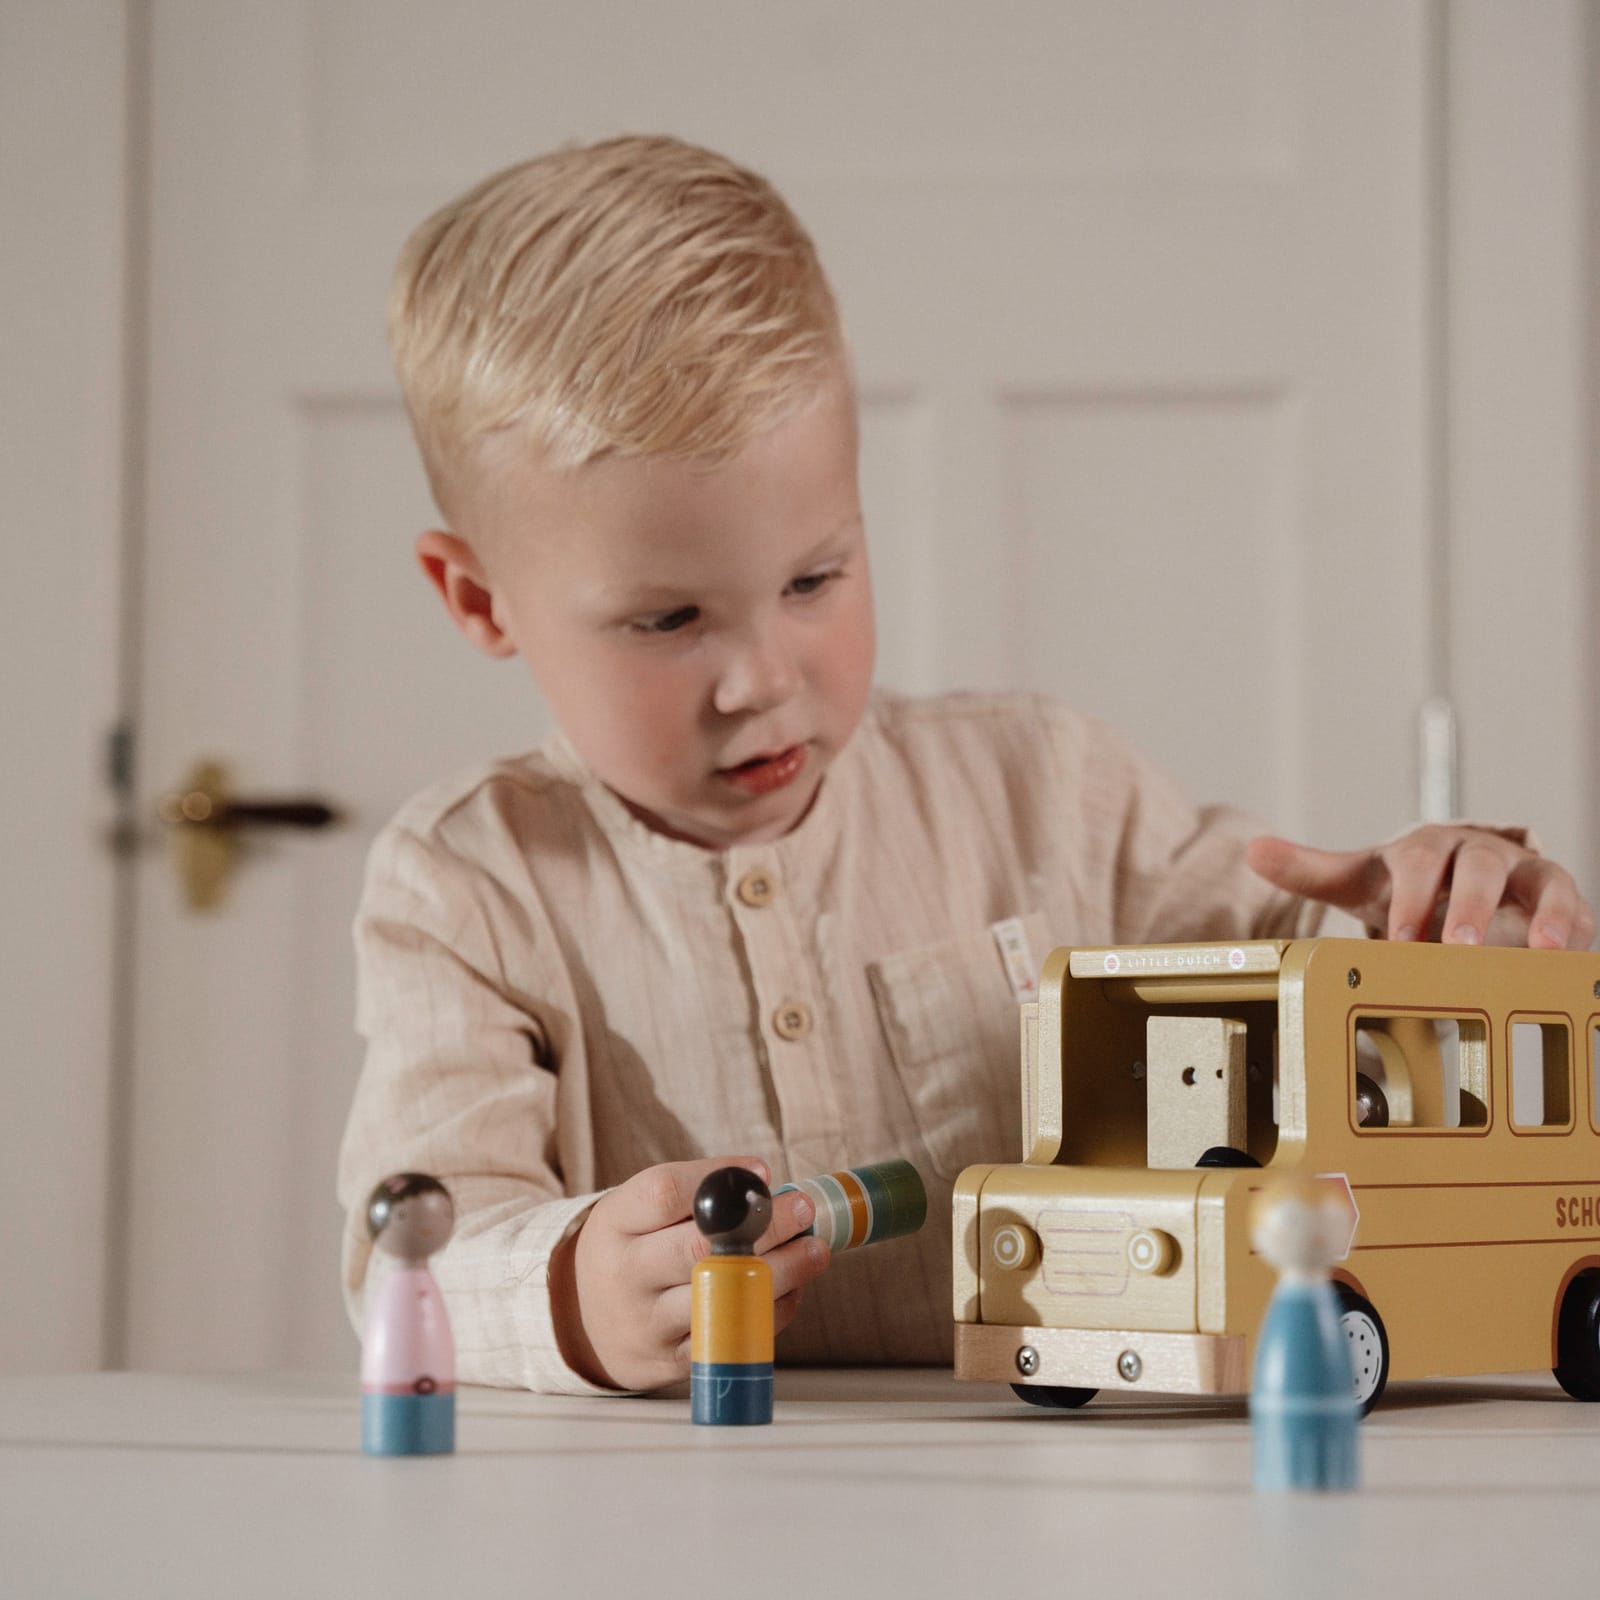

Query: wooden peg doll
left=360, top=1172, right=457, bottom=1456
left=772, top=1158, right=927, bottom=1251
left=690, top=1166, right=774, bottom=1426
left=1249, top=1176, right=1359, bottom=1491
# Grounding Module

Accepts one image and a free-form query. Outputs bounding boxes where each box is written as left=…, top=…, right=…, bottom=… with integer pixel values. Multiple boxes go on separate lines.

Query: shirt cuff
left=444, top=1190, right=643, bottom=1397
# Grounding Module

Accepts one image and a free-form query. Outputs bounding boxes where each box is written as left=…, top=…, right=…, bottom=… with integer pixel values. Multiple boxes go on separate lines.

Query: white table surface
left=0, top=1366, right=1593, bottom=1600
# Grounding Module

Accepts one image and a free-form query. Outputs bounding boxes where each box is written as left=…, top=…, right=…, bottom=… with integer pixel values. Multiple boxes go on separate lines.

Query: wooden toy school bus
left=952, top=937, right=1600, bottom=1410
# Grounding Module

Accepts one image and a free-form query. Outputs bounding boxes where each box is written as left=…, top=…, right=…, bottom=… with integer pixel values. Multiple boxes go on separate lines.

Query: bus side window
left=1353, top=1016, right=1489, bottom=1131
left=1509, top=1019, right=1572, bottom=1130
left=1592, top=1024, right=1600, bottom=1132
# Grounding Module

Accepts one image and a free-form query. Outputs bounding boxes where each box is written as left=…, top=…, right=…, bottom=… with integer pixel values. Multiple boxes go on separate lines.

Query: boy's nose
left=712, top=634, right=802, bottom=717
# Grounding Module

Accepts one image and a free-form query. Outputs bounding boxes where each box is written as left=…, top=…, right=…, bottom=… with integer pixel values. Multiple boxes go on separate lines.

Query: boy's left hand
left=1246, top=826, right=1595, bottom=950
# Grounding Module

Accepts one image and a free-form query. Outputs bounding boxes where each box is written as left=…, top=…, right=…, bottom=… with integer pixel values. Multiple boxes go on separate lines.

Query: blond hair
left=388, top=135, right=843, bottom=521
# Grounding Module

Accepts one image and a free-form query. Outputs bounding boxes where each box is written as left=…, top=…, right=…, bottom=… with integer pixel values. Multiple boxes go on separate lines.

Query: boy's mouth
left=717, top=744, right=809, bottom=797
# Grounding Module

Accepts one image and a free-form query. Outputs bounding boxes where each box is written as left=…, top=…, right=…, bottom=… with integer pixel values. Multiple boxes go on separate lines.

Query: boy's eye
left=788, top=569, right=836, bottom=598
left=631, top=606, right=699, bottom=635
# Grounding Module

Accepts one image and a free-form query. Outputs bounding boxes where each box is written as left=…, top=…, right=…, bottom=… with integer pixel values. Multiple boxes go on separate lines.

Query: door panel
left=0, top=0, right=129, bottom=1375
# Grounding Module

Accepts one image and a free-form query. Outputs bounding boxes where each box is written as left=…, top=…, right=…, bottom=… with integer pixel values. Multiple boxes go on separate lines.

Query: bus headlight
left=991, top=1224, right=1039, bottom=1271
left=1127, top=1229, right=1177, bottom=1275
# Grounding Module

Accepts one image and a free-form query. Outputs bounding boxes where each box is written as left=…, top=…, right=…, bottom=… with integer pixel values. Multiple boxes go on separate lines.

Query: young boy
left=338, top=135, right=1591, bottom=1397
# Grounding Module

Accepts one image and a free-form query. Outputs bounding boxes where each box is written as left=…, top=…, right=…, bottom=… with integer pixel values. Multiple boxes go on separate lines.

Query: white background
left=2, top=0, right=1595, bottom=1376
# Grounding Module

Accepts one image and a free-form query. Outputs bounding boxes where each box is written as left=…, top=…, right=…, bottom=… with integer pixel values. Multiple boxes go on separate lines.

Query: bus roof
left=1068, top=941, right=1289, bottom=980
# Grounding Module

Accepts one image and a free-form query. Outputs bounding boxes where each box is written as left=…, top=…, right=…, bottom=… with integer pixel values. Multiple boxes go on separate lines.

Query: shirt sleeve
left=337, top=820, right=625, bottom=1396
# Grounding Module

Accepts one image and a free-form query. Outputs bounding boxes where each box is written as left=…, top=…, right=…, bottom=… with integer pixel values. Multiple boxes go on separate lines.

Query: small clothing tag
left=991, top=916, right=1038, bottom=1002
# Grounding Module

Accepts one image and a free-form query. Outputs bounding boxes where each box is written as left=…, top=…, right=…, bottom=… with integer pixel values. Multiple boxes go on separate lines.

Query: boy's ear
left=415, top=531, right=519, bottom=659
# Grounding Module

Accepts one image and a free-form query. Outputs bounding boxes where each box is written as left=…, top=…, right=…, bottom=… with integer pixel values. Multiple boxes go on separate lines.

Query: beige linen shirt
left=338, top=690, right=1327, bottom=1393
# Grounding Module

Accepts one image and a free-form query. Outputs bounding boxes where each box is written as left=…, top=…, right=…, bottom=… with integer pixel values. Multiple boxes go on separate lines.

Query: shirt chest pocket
left=866, top=912, right=1051, bottom=1182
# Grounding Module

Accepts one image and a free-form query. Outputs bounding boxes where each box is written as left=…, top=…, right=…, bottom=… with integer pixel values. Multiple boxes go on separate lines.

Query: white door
left=0, top=2, right=131, bottom=1375
left=122, top=0, right=1572, bottom=1372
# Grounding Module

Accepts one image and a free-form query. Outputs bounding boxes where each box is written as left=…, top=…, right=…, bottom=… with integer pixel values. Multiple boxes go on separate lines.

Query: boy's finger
left=1511, top=859, right=1586, bottom=950
left=635, top=1215, right=716, bottom=1292
left=773, top=1286, right=806, bottom=1335
left=764, top=1233, right=830, bottom=1302
left=756, top=1188, right=816, bottom=1251
left=654, top=1284, right=694, bottom=1353
left=1246, top=836, right=1385, bottom=912
left=1380, top=835, right=1452, bottom=941
left=604, top=1155, right=770, bottom=1238
left=1438, top=839, right=1509, bottom=946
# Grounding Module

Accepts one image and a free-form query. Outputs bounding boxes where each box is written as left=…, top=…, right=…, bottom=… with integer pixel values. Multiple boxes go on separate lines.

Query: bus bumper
left=955, top=1321, right=1247, bottom=1396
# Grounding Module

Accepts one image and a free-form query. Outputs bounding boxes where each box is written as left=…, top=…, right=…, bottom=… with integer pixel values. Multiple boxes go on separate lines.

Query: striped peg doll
left=773, top=1158, right=927, bottom=1253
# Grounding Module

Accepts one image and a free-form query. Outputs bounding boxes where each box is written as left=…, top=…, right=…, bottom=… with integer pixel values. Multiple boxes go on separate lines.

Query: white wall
left=0, top=0, right=1593, bottom=1374
left=1445, top=1, right=1597, bottom=895
left=0, top=1, right=130, bottom=1371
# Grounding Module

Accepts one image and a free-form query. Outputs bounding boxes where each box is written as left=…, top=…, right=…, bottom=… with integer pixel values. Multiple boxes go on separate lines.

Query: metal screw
left=1592, top=981, right=1599, bottom=1000
left=1117, top=1350, right=1142, bottom=1383
left=1347, top=968, right=1361, bottom=989
left=1016, top=1346, right=1040, bottom=1377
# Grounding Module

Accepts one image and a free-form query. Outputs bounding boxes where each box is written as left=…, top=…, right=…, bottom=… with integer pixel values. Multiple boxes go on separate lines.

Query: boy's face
left=426, top=373, right=875, bottom=850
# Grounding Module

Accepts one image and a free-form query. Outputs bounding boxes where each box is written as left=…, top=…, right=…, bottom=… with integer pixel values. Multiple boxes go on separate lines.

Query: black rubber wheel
left=1196, top=1146, right=1260, bottom=1168
left=1011, top=1383, right=1097, bottom=1410
left=1334, top=1284, right=1390, bottom=1415
left=1553, top=1270, right=1600, bottom=1400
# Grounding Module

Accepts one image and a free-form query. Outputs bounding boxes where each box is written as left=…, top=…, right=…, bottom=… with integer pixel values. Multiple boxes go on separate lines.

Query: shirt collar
left=541, top=714, right=867, bottom=877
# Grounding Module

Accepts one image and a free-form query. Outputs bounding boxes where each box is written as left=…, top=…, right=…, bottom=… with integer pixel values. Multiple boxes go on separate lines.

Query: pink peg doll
left=360, top=1173, right=456, bottom=1455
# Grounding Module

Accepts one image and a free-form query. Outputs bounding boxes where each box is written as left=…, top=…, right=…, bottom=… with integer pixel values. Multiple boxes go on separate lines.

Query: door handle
left=159, top=759, right=345, bottom=910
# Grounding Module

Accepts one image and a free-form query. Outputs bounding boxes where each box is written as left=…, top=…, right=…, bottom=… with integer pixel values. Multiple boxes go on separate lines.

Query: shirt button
left=772, top=1001, right=812, bottom=1041
left=736, top=868, right=777, bottom=908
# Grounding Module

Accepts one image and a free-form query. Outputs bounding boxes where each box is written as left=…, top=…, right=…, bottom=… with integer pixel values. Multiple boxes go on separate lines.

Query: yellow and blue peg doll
left=690, top=1166, right=774, bottom=1426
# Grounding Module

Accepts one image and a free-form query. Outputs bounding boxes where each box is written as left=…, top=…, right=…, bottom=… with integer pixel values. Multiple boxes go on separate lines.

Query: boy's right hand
left=550, top=1156, right=829, bottom=1392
